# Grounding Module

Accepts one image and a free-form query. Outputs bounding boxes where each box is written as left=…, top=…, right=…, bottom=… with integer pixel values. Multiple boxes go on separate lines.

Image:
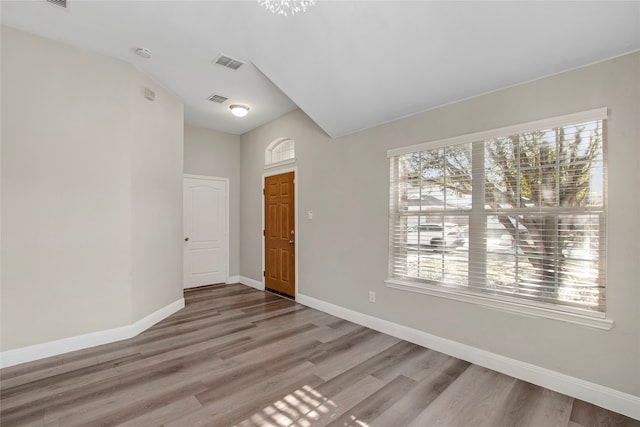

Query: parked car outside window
left=406, top=223, right=466, bottom=252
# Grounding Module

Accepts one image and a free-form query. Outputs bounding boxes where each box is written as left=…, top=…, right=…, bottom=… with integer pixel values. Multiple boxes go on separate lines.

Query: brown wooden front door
left=264, top=172, right=295, bottom=297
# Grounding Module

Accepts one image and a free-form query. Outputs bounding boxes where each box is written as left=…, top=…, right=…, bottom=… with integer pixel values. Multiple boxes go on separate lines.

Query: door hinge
left=263, top=188, right=265, bottom=195
left=263, top=229, right=265, bottom=236
left=263, top=271, right=266, bottom=277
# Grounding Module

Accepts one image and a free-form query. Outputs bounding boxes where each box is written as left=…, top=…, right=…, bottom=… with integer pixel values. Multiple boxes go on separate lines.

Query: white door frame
left=262, top=166, right=299, bottom=298
left=183, top=174, right=230, bottom=286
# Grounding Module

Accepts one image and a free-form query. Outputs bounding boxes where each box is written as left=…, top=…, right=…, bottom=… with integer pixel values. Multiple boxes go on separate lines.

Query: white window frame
left=385, top=108, right=613, bottom=330
left=265, top=137, right=296, bottom=169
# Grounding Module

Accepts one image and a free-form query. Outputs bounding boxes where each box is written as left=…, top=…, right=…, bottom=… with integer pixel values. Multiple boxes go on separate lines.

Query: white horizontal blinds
left=389, top=110, right=607, bottom=314
left=389, top=144, right=471, bottom=287
left=482, top=120, right=606, bottom=311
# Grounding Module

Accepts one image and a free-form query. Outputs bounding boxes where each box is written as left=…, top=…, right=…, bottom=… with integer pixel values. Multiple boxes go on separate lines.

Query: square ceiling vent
left=47, top=0, right=68, bottom=8
left=214, top=55, right=244, bottom=71
left=207, top=94, right=228, bottom=104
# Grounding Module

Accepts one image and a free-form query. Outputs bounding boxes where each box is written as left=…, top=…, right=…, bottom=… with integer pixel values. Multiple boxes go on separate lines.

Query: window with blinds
left=387, top=109, right=607, bottom=316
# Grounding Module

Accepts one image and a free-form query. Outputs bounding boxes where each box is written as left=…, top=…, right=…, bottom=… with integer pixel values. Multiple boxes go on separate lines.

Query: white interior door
left=183, top=176, right=227, bottom=289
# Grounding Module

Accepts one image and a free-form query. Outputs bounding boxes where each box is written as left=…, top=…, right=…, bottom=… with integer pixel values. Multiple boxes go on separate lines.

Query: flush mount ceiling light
left=257, top=0, right=316, bottom=16
left=229, top=104, right=250, bottom=117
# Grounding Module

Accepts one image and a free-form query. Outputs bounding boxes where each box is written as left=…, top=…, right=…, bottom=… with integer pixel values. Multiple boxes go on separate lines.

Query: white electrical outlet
left=307, top=210, right=313, bottom=220
left=369, top=291, right=376, bottom=303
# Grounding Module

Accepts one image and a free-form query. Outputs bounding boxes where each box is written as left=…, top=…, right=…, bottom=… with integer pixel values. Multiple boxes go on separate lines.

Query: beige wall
left=1, top=26, right=184, bottom=350
left=240, top=52, right=640, bottom=396
left=130, top=70, right=184, bottom=319
left=184, top=125, right=240, bottom=277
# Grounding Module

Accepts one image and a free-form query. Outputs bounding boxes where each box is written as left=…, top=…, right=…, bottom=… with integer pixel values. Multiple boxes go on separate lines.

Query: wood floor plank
left=166, top=362, right=323, bottom=427
left=373, top=345, right=454, bottom=383
left=0, top=353, right=143, bottom=399
left=0, top=357, right=64, bottom=382
left=0, top=339, right=137, bottom=385
left=203, top=371, right=325, bottom=427
left=371, top=357, right=471, bottom=427
left=115, top=395, right=203, bottom=427
left=309, top=329, right=400, bottom=381
left=195, top=340, right=325, bottom=405
left=287, top=375, right=386, bottom=427
left=407, top=364, right=520, bottom=427
left=251, top=306, right=329, bottom=330
left=313, top=340, right=418, bottom=391
left=60, top=381, right=208, bottom=427
left=491, top=380, right=573, bottom=427
left=324, top=374, right=418, bottom=427
left=1, top=283, right=637, bottom=427
left=0, top=349, right=140, bottom=392
left=40, top=352, right=233, bottom=424
left=216, top=323, right=318, bottom=359
left=1, top=336, right=247, bottom=416
left=569, top=398, right=640, bottom=427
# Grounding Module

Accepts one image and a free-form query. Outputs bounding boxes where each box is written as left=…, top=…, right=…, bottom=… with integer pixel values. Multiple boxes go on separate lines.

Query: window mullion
left=554, top=135, right=561, bottom=293
left=515, top=139, right=521, bottom=292
left=469, top=140, right=485, bottom=289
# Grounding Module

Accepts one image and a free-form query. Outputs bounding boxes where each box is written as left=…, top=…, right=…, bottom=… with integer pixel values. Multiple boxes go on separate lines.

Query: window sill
left=384, top=278, right=614, bottom=330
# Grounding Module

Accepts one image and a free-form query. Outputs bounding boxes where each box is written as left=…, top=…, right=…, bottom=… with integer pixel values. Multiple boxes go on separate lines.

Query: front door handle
left=288, top=240, right=295, bottom=244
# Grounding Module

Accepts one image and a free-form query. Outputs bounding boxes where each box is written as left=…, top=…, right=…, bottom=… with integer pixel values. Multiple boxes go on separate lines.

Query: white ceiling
left=2, top=1, right=639, bottom=138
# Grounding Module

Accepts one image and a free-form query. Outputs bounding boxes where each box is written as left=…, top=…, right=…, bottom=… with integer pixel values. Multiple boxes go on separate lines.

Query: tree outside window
left=389, top=114, right=606, bottom=313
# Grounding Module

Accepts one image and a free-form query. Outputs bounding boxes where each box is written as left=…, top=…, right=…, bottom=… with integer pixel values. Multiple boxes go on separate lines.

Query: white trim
left=240, top=276, right=265, bottom=291
left=295, top=293, right=640, bottom=421
left=261, top=166, right=299, bottom=298
left=387, top=107, right=608, bottom=157
left=264, top=158, right=296, bottom=170
left=227, top=275, right=240, bottom=284
left=183, top=175, right=229, bottom=289
left=183, top=173, right=226, bottom=181
left=384, top=279, right=613, bottom=330
left=0, top=298, right=185, bottom=369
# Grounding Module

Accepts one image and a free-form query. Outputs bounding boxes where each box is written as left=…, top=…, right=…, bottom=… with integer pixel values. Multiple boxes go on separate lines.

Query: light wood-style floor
left=1, top=284, right=638, bottom=427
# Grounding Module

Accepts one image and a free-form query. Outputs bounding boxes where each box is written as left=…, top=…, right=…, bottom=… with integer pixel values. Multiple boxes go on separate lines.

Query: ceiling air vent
left=47, top=0, right=68, bottom=8
left=207, top=94, right=228, bottom=104
left=214, top=55, right=244, bottom=71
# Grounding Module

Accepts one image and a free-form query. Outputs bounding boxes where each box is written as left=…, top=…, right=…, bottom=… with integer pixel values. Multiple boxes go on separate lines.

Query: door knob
left=185, top=237, right=189, bottom=242
left=288, top=240, right=295, bottom=244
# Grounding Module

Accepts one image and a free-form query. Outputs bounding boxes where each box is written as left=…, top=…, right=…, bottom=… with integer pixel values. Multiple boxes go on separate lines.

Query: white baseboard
left=0, top=298, right=185, bottom=369
left=240, top=276, right=265, bottom=291
left=227, top=275, right=240, bottom=284
left=296, top=293, right=640, bottom=421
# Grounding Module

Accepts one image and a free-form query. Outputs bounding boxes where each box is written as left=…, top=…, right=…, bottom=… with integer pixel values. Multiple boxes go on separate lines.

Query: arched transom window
left=265, top=138, right=295, bottom=168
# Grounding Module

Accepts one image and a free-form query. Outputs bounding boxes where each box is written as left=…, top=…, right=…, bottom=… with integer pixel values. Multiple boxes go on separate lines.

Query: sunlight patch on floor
left=242, top=384, right=339, bottom=426
left=348, top=414, right=371, bottom=427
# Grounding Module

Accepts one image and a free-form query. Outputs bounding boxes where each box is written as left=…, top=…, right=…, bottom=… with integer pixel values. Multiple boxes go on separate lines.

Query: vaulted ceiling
left=2, top=1, right=639, bottom=138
